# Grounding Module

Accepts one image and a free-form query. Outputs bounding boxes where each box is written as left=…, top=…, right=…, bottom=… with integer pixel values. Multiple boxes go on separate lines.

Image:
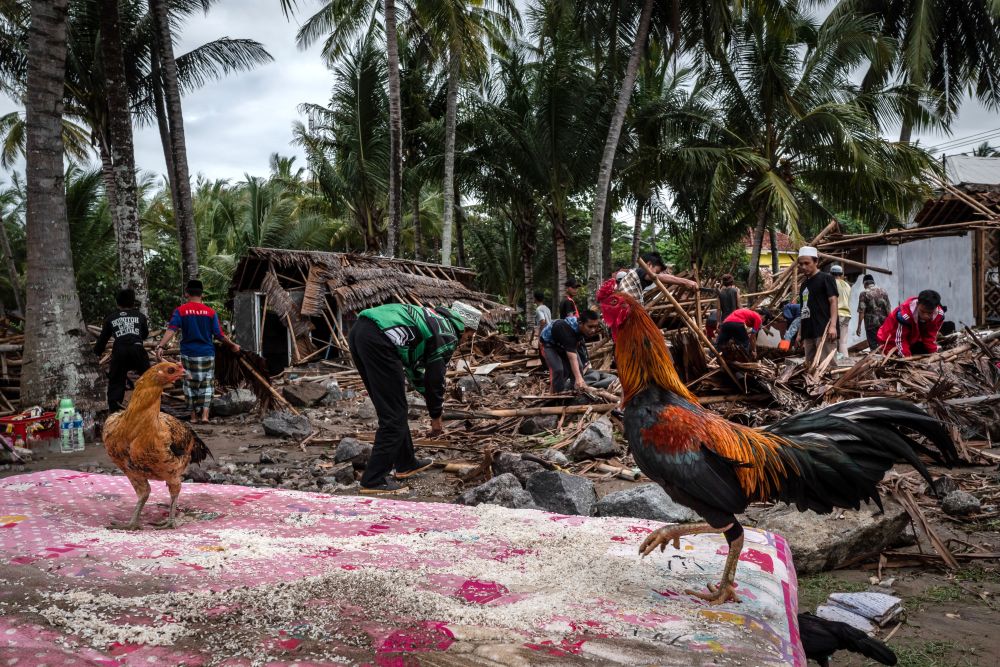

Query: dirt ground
left=3, top=407, right=999, bottom=667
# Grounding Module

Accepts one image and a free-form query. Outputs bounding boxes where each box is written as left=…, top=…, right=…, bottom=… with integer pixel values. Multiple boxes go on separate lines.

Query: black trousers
left=716, top=321, right=751, bottom=353
left=348, top=318, right=419, bottom=487
left=864, top=324, right=880, bottom=351
left=108, top=345, right=151, bottom=411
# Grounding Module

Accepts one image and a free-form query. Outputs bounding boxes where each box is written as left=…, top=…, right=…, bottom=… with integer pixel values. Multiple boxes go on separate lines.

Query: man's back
left=169, top=301, right=222, bottom=357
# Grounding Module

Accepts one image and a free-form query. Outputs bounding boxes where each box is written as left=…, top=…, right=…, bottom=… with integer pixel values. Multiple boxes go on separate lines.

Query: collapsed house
left=228, top=248, right=511, bottom=374
left=815, top=155, right=1000, bottom=337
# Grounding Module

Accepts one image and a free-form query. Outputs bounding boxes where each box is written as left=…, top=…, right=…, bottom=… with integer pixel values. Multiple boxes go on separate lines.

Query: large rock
left=211, top=388, right=257, bottom=417
left=335, top=437, right=372, bottom=469
left=492, top=451, right=546, bottom=485
left=456, top=473, right=538, bottom=510
left=595, top=484, right=698, bottom=523
left=526, top=471, right=597, bottom=516
left=570, top=417, right=618, bottom=461
left=747, top=500, right=909, bottom=574
left=282, top=382, right=329, bottom=408
left=319, top=380, right=343, bottom=404
left=539, top=448, right=570, bottom=467
left=262, top=411, right=312, bottom=439
left=356, top=398, right=377, bottom=420
left=942, top=491, right=981, bottom=516
left=518, top=415, right=558, bottom=435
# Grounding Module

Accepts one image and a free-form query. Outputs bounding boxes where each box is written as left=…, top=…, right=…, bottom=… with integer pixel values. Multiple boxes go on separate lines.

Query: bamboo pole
left=638, top=258, right=742, bottom=387
left=238, top=357, right=299, bottom=415
left=442, top=403, right=616, bottom=420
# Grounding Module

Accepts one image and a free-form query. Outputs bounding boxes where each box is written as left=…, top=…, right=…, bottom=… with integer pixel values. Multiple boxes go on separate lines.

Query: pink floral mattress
left=0, top=470, right=803, bottom=665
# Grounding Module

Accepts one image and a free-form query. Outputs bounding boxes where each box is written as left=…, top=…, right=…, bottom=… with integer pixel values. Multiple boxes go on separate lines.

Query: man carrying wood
left=877, top=291, right=945, bottom=357
left=540, top=310, right=603, bottom=393
left=94, top=288, right=150, bottom=412
left=349, top=301, right=480, bottom=495
left=616, top=252, right=698, bottom=306
left=794, top=246, right=839, bottom=367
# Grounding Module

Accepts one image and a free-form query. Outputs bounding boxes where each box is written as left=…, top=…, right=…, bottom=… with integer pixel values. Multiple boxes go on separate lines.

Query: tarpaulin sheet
left=0, top=470, right=803, bottom=665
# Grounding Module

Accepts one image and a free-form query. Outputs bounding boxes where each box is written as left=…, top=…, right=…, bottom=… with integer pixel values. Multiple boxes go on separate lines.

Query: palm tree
left=833, top=0, right=1000, bottom=142
left=21, top=0, right=102, bottom=408
left=101, top=0, right=147, bottom=313
left=667, top=9, right=938, bottom=291
left=411, top=0, right=519, bottom=267
left=972, top=142, right=999, bottom=157
left=280, top=0, right=406, bottom=257
left=0, top=111, right=91, bottom=168
left=149, top=0, right=198, bottom=282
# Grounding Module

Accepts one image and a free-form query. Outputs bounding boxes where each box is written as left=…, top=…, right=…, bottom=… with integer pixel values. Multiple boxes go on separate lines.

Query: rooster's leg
left=638, top=523, right=721, bottom=556
left=108, top=477, right=150, bottom=530
left=153, top=480, right=181, bottom=529
left=686, top=524, right=743, bottom=605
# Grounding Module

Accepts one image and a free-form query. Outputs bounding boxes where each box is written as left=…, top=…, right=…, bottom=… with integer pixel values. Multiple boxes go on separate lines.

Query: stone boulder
left=526, top=471, right=597, bottom=516
left=259, top=449, right=287, bottom=465
left=335, top=437, right=372, bottom=470
left=518, top=415, right=558, bottom=435
left=595, top=484, right=698, bottom=523
left=539, top=448, right=570, bottom=467
left=319, top=380, right=343, bottom=404
left=261, top=411, right=312, bottom=439
left=456, top=473, right=538, bottom=510
left=570, top=417, right=618, bottom=461
left=282, top=382, right=329, bottom=408
left=942, top=490, right=981, bottom=516
left=746, top=500, right=909, bottom=574
left=356, top=398, right=378, bottom=420
left=211, top=388, right=257, bottom=417
left=492, top=452, right=547, bottom=485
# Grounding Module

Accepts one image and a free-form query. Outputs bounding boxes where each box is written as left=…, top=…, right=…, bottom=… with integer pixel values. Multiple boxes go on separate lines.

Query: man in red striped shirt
left=716, top=307, right=771, bottom=356
left=877, top=291, right=945, bottom=357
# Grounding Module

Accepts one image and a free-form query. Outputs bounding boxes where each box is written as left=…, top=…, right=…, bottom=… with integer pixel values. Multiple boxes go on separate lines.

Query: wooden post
left=638, top=258, right=742, bottom=388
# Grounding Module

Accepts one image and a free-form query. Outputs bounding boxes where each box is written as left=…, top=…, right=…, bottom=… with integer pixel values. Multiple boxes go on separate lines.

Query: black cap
left=863, top=274, right=875, bottom=284
left=186, top=279, right=204, bottom=295
left=564, top=277, right=582, bottom=288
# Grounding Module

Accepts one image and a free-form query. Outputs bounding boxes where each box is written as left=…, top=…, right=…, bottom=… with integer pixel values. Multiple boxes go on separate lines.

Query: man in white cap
left=830, top=264, right=853, bottom=358
left=348, top=301, right=480, bottom=494
left=794, top=246, right=838, bottom=366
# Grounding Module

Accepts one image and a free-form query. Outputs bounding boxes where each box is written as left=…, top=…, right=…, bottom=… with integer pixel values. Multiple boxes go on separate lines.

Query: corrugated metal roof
left=945, top=155, right=1000, bottom=186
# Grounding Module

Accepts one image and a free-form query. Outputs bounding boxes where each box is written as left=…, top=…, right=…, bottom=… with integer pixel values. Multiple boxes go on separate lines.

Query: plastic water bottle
left=72, top=411, right=85, bottom=451
left=60, top=412, right=73, bottom=453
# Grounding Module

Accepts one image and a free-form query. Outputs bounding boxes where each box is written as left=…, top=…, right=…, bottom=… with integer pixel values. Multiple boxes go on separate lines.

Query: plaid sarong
left=180, top=354, right=215, bottom=412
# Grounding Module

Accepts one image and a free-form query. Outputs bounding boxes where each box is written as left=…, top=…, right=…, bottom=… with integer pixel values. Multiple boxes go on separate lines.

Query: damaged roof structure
left=228, top=247, right=511, bottom=373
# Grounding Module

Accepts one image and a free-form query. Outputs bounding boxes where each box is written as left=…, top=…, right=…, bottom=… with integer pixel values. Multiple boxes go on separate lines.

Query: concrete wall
left=845, top=234, right=974, bottom=346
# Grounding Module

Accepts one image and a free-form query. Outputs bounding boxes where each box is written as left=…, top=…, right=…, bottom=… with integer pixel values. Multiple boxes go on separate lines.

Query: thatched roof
left=231, top=248, right=512, bottom=324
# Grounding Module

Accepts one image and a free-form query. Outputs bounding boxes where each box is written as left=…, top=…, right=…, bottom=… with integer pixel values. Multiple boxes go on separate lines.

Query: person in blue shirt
left=540, top=311, right=602, bottom=393
left=155, top=280, right=240, bottom=423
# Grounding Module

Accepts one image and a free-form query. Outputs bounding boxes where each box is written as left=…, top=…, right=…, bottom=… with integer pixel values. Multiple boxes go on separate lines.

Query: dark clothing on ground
left=95, top=308, right=151, bottom=412
left=799, top=272, right=838, bottom=339
left=718, top=286, right=740, bottom=322
left=348, top=317, right=420, bottom=487
left=864, top=325, right=880, bottom=351
left=559, top=295, right=579, bottom=319
left=716, top=321, right=752, bottom=353
left=541, top=318, right=590, bottom=392
left=107, top=345, right=151, bottom=412
left=543, top=346, right=582, bottom=392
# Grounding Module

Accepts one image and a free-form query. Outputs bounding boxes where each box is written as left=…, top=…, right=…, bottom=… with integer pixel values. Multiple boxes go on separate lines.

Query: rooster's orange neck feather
left=617, top=301, right=698, bottom=406
left=122, top=373, right=165, bottom=418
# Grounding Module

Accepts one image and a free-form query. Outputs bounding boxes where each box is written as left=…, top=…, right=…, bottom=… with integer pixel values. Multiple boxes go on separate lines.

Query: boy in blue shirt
left=155, top=280, right=240, bottom=423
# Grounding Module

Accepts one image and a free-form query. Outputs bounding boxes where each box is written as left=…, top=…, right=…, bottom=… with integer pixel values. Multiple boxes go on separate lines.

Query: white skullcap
left=615, top=270, right=627, bottom=281
left=830, top=264, right=844, bottom=274
left=798, top=246, right=818, bottom=258
left=449, top=301, right=482, bottom=331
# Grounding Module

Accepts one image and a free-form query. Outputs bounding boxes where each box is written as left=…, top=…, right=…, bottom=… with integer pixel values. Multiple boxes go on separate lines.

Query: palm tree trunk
left=631, top=196, right=645, bottom=265
left=384, top=0, right=403, bottom=258
left=412, top=188, right=422, bottom=260
left=101, top=0, right=149, bottom=314
left=151, top=49, right=181, bottom=221
left=769, top=225, right=779, bottom=275
left=553, top=213, right=568, bottom=304
left=150, top=0, right=198, bottom=282
left=0, top=217, right=22, bottom=315
left=747, top=206, right=768, bottom=292
left=22, top=0, right=102, bottom=410
left=601, top=181, right=613, bottom=277
left=648, top=213, right=657, bottom=247
left=455, top=198, right=467, bottom=268
left=585, top=0, right=654, bottom=298
left=440, top=44, right=461, bottom=267
left=518, top=217, right=535, bottom=326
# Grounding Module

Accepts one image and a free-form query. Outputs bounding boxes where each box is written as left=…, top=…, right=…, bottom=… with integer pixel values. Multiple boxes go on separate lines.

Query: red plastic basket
left=0, top=412, right=59, bottom=443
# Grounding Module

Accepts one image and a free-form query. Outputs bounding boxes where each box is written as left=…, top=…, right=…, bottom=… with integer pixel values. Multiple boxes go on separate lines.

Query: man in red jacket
left=877, top=290, right=945, bottom=357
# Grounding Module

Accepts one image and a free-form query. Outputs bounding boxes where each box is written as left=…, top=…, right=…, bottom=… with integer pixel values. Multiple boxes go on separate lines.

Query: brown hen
left=102, top=361, right=212, bottom=529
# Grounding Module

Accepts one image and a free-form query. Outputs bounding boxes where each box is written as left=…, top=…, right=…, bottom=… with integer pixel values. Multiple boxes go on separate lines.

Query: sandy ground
left=3, top=408, right=999, bottom=667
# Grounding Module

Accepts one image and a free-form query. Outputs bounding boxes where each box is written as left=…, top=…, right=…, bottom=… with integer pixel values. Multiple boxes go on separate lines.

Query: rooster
left=102, top=362, right=212, bottom=530
left=597, top=284, right=957, bottom=604
left=798, top=612, right=897, bottom=666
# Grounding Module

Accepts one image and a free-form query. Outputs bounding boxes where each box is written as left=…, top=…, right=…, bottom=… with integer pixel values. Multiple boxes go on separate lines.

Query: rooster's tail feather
left=189, top=430, right=213, bottom=464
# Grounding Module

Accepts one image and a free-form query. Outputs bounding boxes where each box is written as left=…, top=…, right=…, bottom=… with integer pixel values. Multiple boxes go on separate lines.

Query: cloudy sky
left=1, top=0, right=999, bottom=184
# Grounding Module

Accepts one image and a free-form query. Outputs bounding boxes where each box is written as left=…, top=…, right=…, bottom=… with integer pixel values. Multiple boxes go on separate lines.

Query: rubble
left=334, top=437, right=372, bottom=469
left=281, top=382, right=329, bottom=408
left=526, top=470, right=597, bottom=516
left=570, top=417, right=618, bottom=461
left=261, top=411, right=312, bottom=439
left=211, top=389, right=257, bottom=416
left=941, top=490, right=981, bottom=516
left=595, top=485, right=698, bottom=523
left=518, top=415, right=558, bottom=435
left=356, top=398, right=377, bottom=420
left=491, top=451, right=546, bottom=485
left=456, top=473, right=538, bottom=510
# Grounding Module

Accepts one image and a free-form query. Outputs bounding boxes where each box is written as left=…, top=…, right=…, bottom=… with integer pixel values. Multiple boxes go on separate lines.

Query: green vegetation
left=796, top=573, right=868, bottom=612
left=893, top=640, right=977, bottom=667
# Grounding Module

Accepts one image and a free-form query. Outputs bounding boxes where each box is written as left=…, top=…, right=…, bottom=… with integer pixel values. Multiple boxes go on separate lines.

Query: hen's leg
left=153, top=480, right=181, bottom=529
left=638, top=522, right=720, bottom=556
left=108, top=477, right=150, bottom=530
left=686, top=524, right=744, bottom=605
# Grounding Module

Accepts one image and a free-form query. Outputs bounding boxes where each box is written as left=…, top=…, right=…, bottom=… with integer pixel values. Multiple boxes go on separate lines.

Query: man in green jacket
left=349, top=301, right=482, bottom=494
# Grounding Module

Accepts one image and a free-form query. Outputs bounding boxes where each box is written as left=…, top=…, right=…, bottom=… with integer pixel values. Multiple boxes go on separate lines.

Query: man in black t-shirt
left=94, top=288, right=150, bottom=411
left=540, top=311, right=602, bottom=392
left=794, top=246, right=839, bottom=366
left=560, top=278, right=582, bottom=319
